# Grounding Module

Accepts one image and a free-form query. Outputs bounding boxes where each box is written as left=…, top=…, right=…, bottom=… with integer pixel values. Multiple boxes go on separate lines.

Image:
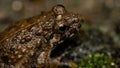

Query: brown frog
left=0, top=5, right=84, bottom=68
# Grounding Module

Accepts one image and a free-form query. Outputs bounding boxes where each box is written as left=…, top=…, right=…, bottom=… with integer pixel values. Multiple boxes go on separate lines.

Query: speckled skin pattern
left=0, top=5, right=83, bottom=68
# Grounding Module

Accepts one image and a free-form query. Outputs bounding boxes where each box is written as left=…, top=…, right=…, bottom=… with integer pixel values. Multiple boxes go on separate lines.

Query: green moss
left=78, top=53, right=115, bottom=68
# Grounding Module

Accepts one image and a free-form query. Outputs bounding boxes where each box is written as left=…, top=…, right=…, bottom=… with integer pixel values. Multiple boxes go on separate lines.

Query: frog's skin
left=0, top=5, right=83, bottom=68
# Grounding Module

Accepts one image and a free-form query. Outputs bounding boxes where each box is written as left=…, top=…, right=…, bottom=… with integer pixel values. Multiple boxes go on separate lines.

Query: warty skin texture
left=0, top=5, right=84, bottom=68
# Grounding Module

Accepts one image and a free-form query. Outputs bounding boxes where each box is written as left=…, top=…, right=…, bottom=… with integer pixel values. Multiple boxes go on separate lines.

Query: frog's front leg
left=36, top=51, right=71, bottom=68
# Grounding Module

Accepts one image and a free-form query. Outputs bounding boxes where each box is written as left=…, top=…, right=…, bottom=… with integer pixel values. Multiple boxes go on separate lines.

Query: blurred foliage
left=78, top=53, right=115, bottom=68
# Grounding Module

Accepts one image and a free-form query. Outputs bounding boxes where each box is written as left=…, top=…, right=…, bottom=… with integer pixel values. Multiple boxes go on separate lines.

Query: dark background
left=0, top=0, right=120, bottom=29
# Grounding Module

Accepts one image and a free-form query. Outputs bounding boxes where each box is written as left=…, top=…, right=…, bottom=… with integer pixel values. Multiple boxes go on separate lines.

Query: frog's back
left=0, top=11, right=53, bottom=42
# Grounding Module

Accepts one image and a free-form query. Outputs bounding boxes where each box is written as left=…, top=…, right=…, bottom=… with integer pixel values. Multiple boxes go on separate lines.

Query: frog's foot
left=49, top=57, right=77, bottom=68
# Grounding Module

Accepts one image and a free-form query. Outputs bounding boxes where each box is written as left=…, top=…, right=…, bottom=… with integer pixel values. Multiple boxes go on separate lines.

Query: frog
left=0, top=4, right=84, bottom=68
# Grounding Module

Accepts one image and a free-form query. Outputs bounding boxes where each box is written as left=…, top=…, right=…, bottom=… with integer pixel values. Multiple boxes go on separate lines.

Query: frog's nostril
left=73, top=18, right=79, bottom=23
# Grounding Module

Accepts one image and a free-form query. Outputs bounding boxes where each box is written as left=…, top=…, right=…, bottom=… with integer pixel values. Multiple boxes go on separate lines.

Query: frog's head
left=50, top=5, right=84, bottom=47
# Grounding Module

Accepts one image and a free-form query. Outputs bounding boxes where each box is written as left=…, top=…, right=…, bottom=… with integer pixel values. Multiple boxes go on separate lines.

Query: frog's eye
left=52, top=4, right=65, bottom=15
left=59, top=24, right=67, bottom=31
